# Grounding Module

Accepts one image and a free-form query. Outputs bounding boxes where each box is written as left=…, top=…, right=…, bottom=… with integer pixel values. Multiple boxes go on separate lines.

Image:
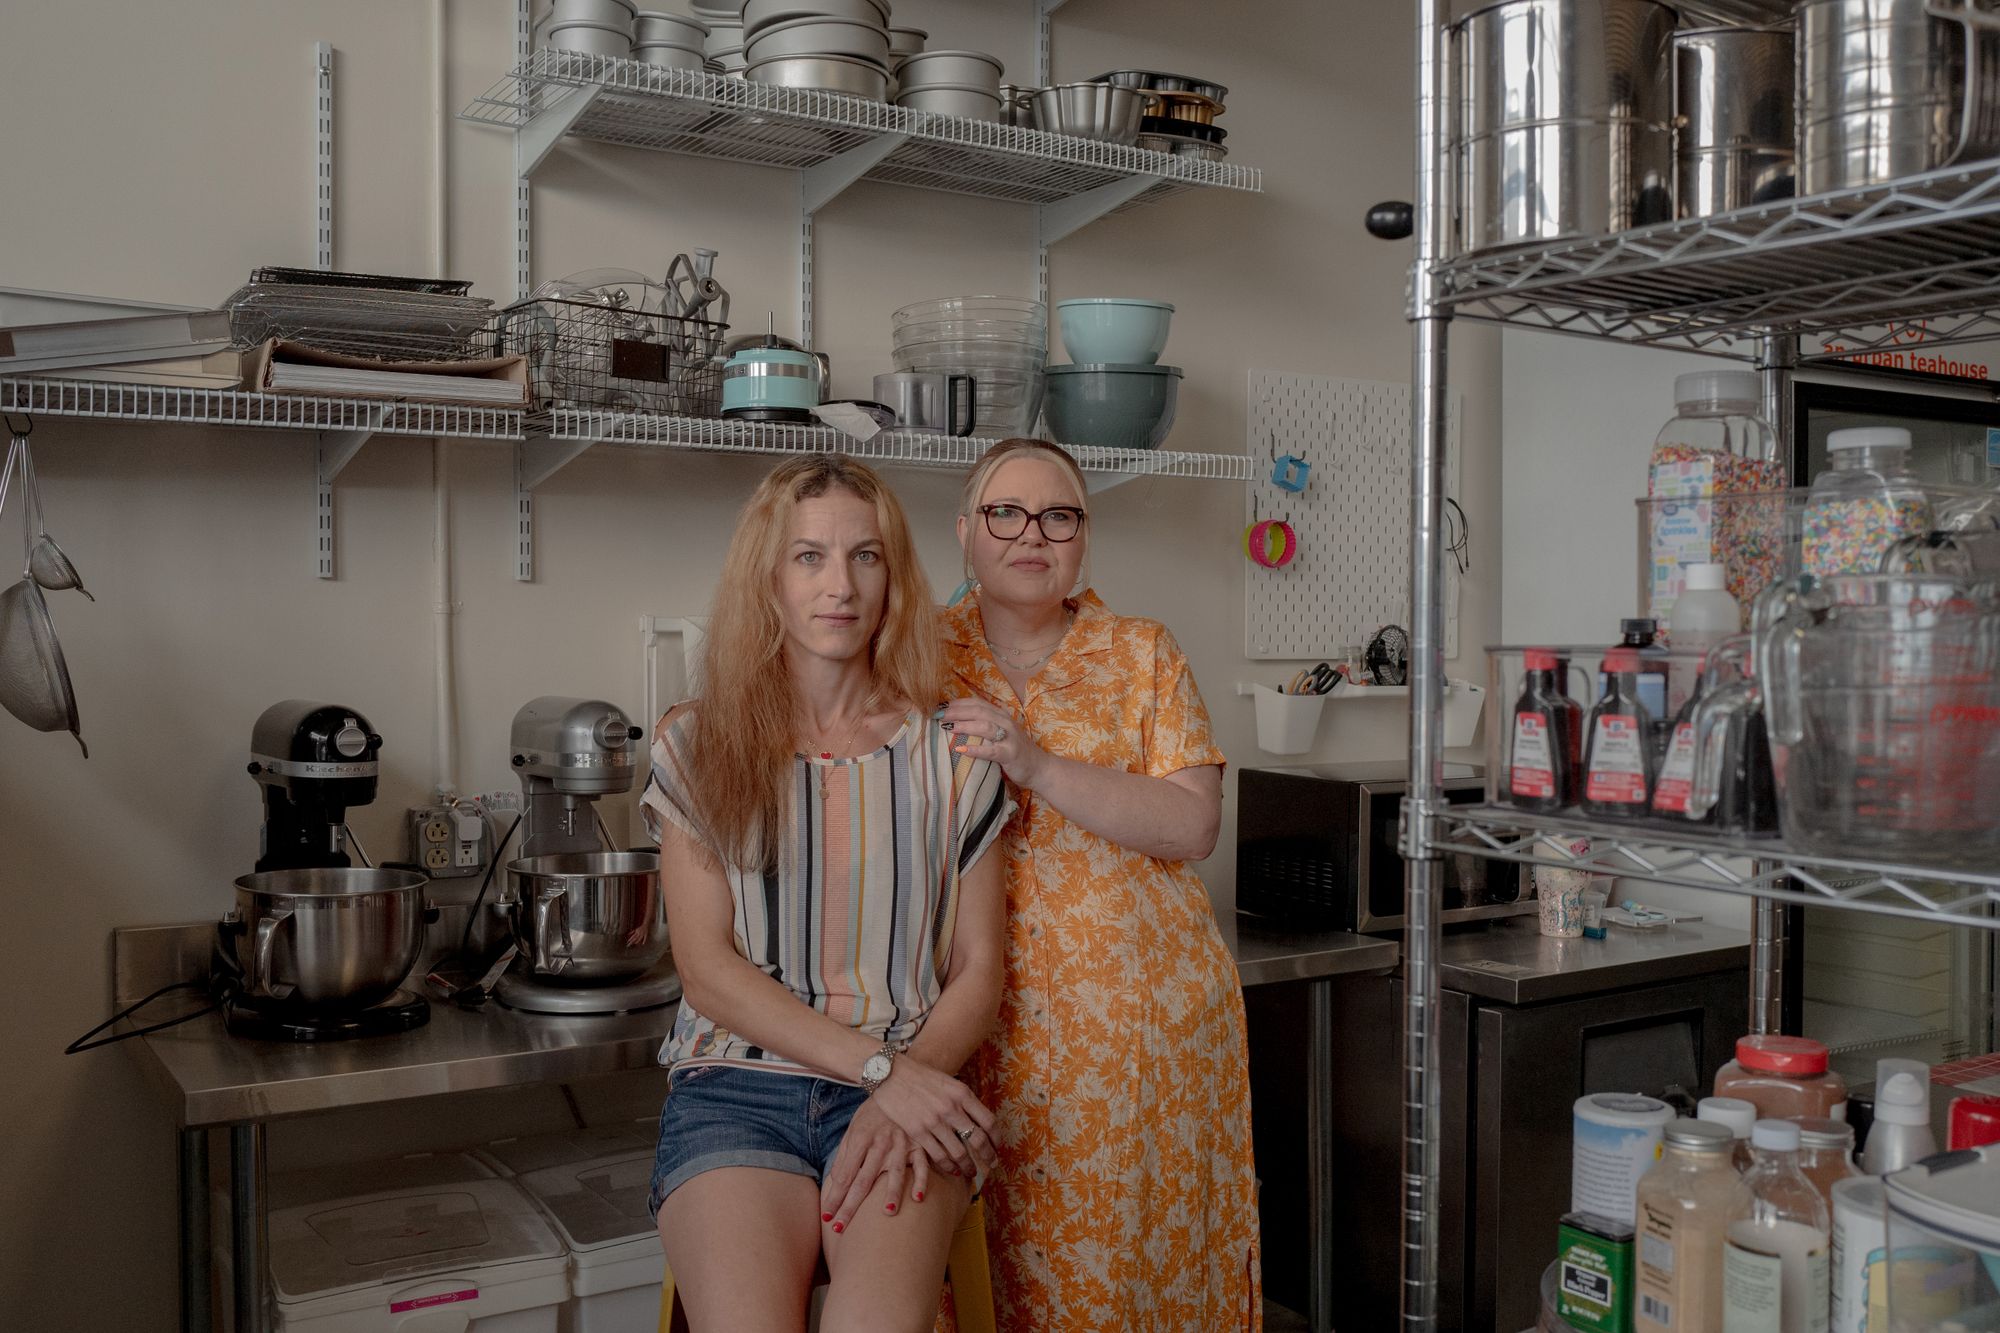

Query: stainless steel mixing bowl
left=230, top=867, right=429, bottom=1009
left=505, top=851, right=668, bottom=983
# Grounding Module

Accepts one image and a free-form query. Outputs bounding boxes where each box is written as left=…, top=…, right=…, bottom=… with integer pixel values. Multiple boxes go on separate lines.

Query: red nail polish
left=832, top=1221, right=844, bottom=1234
left=887, top=1203, right=897, bottom=1213
left=914, top=1191, right=924, bottom=1202
left=821, top=1212, right=832, bottom=1222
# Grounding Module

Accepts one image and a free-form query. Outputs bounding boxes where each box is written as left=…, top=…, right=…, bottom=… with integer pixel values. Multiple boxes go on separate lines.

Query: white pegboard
left=1245, top=371, right=1462, bottom=662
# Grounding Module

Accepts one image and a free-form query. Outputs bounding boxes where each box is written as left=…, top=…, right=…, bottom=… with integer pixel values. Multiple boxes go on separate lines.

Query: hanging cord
left=458, top=812, right=523, bottom=958
left=1444, top=496, right=1470, bottom=576
left=65, top=978, right=227, bottom=1055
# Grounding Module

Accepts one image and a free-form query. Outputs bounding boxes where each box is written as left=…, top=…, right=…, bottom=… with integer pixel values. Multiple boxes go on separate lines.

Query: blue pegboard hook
left=1270, top=453, right=1311, bottom=493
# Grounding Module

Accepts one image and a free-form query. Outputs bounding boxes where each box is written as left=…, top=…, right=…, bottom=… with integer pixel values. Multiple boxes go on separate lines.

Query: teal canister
left=721, top=343, right=823, bottom=419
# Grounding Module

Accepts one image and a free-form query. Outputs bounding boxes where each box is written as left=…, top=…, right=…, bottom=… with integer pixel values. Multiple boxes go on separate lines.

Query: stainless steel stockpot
left=1798, top=0, right=2000, bottom=195
left=1675, top=26, right=1796, bottom=217
left=230, top=868, right=429, bottom=1009
left=1450, top=0, right=1677, bottom=253
left=505, top=851, right=668, bottom=983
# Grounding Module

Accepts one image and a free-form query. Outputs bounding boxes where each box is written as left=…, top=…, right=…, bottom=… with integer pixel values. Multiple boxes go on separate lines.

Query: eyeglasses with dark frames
left=979, top=504, right=1087, bottom=543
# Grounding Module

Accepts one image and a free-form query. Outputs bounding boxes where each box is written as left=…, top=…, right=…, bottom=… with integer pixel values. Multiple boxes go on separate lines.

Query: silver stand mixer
left=491, top=696, right=679, bottom=1016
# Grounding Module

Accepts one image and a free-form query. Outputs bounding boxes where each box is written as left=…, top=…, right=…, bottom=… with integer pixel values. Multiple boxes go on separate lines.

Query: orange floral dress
left=941, top=591, right=1262, bottom=1333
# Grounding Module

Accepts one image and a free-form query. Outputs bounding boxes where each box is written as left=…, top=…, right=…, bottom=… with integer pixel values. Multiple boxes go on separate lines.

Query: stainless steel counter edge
left=1221, top=914, right=1400, bottom=987
left=1435, top=916, right=1752, bottom=1005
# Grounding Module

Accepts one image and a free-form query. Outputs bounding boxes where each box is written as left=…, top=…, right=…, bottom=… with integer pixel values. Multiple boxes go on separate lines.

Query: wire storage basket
left=495, top=296, right=727, bottom=415
left=223, top=282, right=496, bottom=362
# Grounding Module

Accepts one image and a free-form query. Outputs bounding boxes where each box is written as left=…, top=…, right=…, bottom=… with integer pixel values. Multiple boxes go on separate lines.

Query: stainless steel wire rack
left=551, top=408, right=1255, bottom=482
left=1434, top=159, right=2000, bottom=356
left=222, top=283, right=496, bottom=362
left=460, top=50, right=1262, bottom=210
left=1430, top=806, right=2000, bottom=933
left=0, top=376, right=525, bottom=440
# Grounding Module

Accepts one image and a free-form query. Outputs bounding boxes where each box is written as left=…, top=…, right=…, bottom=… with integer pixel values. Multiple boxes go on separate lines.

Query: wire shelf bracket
left=517, top=80, right=608, bottom=179
left=1040, top=172, right=1167, bottom=247
left=1430, top=806, right=2000, bottom=933
left=314, top=404, right=388, bottom=580
left=514, top=424, right=612, bottom=583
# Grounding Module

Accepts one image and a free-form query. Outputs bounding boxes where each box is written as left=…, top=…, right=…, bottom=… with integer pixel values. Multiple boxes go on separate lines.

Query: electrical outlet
left=407, top=804, right=492, bottom=879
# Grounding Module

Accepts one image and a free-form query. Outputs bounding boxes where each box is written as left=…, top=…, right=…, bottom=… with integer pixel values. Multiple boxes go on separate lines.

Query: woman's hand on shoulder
left=866, top=1055, right=999, bottom=1178
left=940, top=696, right=1050, bottom=789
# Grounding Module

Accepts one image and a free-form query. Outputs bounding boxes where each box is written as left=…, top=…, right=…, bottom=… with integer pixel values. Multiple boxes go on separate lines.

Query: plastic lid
left=1698, top=1096, right=1758, bottom=1139
left=1752, top=1118, right=1802, bottom=1151
left=1664, top=1119, right=1736, bottom=1152
left=1827, top=426, right=1912, bottom=452
left=1525, top=648, right=1559, bottom=670
left=517, top=1150, right=657, bottom=1251
left=1735, top=1033, right=1830, bottom=1075
left=478, top=1123, right=656, bottom=1177
left=1876, top=1072, right=1931, bottom=1126
left=1795, top=1116, right=1855, bottom=1150
left=1685, top=562, right=1728, bottom=592
left=1877, top=1058, right=1932, bottom=1111
left=1621, top=617, right=1658, bottom=639
left=1603, top=647, right=1640, bottom=673
left=1675, top=370, right=1761, bottom=408
left=1883, top=1143, right=2000, bottom=1242
left=1949, top=1094, right=2000, bottom=1151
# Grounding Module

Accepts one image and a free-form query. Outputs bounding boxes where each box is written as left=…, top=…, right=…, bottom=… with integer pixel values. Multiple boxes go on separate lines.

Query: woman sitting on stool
left=643, top=456, right=1010, bottom=1332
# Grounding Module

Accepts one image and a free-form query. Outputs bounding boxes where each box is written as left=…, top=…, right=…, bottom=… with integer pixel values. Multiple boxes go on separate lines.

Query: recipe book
left=243, top=339, right=529, bottom=406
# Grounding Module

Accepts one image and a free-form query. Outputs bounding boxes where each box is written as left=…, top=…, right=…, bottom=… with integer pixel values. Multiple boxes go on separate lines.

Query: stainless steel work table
left=126, top=917, right=1396, bottom=1333
left=116, top=925, right=678, bottom=1333
left=1223, top=914, right=1402, bottom=1333
left=1436, top=914, right=1752, bottom=1005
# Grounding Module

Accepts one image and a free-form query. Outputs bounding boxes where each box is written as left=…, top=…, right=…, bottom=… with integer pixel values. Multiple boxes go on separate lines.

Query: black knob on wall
left=1366, top=202, right=1414, bottom=240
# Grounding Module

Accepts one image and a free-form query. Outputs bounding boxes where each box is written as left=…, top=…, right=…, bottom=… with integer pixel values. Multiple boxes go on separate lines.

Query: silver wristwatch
left=859, top=1040, right=898, bottom=1093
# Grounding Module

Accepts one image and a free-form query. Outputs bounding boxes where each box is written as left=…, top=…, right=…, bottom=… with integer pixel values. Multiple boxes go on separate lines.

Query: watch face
left=862, top=1053, right=892, bottom=1084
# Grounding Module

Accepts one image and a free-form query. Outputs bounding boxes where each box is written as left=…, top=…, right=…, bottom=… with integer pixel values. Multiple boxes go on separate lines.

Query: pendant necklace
left=985, top=610, right=1072, bottom=674
left=803, top=695, right=876, bottom=800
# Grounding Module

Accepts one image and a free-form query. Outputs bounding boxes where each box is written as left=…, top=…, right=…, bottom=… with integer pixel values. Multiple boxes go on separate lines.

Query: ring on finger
left=993, top=726, right=1007, bottom=742
left=955, top=1127, right=975, bottom=1142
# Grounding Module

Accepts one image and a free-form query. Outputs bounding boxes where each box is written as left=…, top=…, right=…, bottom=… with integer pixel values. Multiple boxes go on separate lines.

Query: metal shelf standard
left=1429, top=807, right=2000, bottom=933
left=1434, top=159, right=2000, bottom=357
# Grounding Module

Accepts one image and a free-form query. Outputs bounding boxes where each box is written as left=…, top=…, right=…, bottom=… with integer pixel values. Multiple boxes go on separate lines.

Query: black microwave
left=1235, top=761, right=1530, bottom=934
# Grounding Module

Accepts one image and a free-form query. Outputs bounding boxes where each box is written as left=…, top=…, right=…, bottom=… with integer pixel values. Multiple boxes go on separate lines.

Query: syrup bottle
left=1583, top=647, right=1656, bottom=819
left=1508, top=649, right=1576, bottom=811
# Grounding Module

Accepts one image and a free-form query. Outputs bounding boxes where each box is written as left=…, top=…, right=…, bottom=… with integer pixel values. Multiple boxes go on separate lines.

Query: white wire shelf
left=0, top=376, right=526, bottom=440
left=461, top=50, right=1262, bottom=210
left=1434, top=159, right=2000, bottom=358
left=1431, top=806, right=2000, bottom=933
left=552, top=409, right=1254, bottom=482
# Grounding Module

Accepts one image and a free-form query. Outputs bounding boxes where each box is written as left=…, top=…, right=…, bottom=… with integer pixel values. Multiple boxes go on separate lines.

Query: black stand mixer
left=214, top=701, right=432, bottom=1041
left=491, top=696, right=677, bottom=1016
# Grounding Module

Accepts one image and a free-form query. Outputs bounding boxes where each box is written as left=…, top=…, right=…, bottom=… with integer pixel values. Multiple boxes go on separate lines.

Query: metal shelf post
left=1402, top=1, right=1451, bottom=1327
left=314, top=407, right=388, bottom=580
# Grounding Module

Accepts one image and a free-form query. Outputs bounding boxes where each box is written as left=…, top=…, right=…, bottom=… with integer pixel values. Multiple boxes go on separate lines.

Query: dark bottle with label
left=1583, top=647, right=1656, bottom=819
left=1650, top=683, right=1710, bottom=825
left=1508, top=649, right=1577, bottom=811
left=1605, top=618, right=1672, bottom=747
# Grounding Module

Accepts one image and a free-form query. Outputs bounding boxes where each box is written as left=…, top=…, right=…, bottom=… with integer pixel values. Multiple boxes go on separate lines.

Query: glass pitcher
left=1758, top=574, right=2000, bottom=862
left=1685, top=634, right=1781, bottom=837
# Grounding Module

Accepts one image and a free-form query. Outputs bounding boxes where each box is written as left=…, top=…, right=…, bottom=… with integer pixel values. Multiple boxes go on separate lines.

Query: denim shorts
left=648, top=1064, right=868, bottom=1217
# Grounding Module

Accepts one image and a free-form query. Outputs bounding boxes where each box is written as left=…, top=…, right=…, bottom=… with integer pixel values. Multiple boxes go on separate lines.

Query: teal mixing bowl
left=1056, top=298, right=1174, bottom=366
left=1043, top=363, right=1181, bottom=449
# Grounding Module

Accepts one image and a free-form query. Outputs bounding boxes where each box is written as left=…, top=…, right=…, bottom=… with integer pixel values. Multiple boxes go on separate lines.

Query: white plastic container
left=265, top=1153, right=568, bottom=1333
left=517, top=1150, right=664, bottom=1333
left=1861, top=1072, right=1939, bottom=1176
left=1572, top=1093, right=1676, bottom=1226
left=1698, top=1094, right=1759, bottom=1173
left=475, top=1123, right=658, bottom=1178
left=1883, top=1144, right=2000, bottom=1330
left=1252, top=684, right=1325, bottom=754
left=1667, top=561, right=1740, bottom=710
left=1830, top=1175, right=1887, bottom=1333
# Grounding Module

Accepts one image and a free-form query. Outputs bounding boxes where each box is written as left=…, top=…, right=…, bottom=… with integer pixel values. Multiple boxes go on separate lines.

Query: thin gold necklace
left=985, top=611, right=1071, bottom=671
left=802, top=695, right=877, bottom=799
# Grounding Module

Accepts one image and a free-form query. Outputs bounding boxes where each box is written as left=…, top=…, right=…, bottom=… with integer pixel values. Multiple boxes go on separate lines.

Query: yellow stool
left=658, top=1195, right=995, bottom=1333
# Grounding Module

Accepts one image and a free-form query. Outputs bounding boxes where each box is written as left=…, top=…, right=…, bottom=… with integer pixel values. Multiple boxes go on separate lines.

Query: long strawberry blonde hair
left=688, top=455, right=943, bottom=869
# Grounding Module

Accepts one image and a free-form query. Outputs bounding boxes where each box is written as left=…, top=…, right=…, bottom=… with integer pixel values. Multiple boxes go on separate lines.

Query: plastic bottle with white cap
left=1697, top=1095, right=1758, bottom=1173
left=1803, top=425, right=1933, bottom=577
left=1722, top=1119, right=1831, bottom=1333
left=1860, top=1071, right=1938, bottom=1176
left=1667, top=562, right=1740, bottom=713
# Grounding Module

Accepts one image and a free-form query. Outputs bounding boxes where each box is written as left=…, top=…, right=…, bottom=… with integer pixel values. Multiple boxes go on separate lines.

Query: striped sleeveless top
left=639, top=705, right=1011, bottom=1081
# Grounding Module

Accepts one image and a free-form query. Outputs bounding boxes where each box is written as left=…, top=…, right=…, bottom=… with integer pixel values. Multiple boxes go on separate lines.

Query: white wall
left=0, top=4, right=1499, bottom=1327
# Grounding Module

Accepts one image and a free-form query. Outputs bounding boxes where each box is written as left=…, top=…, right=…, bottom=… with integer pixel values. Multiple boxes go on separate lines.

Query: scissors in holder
left=1286, top=662, right=1339, bottom=695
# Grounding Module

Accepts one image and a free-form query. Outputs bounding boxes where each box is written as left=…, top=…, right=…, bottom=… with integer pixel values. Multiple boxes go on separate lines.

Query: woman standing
left=644, top=456, right=1012, bottom=1333
left=939, top=439, right=1261, bottom=1331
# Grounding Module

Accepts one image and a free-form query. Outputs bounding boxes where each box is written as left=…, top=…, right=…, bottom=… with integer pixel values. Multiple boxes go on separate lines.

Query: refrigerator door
left=1795, top=368, right=2000, bottom=486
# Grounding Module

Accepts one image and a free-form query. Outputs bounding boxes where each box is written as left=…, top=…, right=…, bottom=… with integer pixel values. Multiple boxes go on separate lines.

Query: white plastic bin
left=265, top=1152, right=568, bottom=1333
left=475, top=1123, right=658, bottom=1179
left=516, top=1150, right=665, bottom=1333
